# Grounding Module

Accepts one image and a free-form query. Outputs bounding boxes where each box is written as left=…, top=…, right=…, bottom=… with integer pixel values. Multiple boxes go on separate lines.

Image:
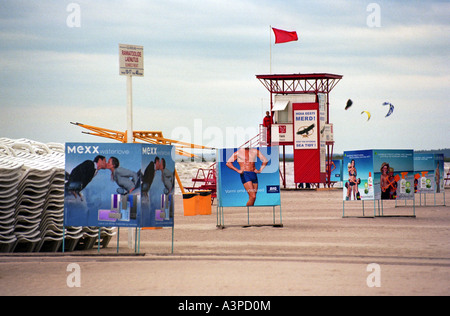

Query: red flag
left=272, top=27, right=298, bottom=44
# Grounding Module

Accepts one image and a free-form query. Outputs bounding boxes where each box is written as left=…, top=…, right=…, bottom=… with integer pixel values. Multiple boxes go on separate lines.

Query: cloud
left=0, top=0, right=448, bottom=152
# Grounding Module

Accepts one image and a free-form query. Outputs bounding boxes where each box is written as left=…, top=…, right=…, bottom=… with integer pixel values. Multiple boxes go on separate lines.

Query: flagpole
left=269, top=25, right=272, bottom=74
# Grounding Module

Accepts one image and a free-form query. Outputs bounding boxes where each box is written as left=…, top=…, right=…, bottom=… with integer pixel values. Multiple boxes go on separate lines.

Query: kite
left=361, top=111, right=371, bottom=121
left=383, top=102, right=394, bottom=117
left=345, top=99, right=353, bottom=110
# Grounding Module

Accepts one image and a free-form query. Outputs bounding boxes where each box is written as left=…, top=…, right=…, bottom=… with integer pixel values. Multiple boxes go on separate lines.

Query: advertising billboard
left=414, top=153, right=445, bottom=194
left=216, top=147, right=280, bottom=207
left=64, top=143, right=174, bottom=228
left=343, top=149, right=414, bottom=201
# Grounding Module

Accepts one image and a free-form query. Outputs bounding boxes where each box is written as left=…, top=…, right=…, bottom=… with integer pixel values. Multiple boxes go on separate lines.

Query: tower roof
left=256, top=73, right=343, bottom=94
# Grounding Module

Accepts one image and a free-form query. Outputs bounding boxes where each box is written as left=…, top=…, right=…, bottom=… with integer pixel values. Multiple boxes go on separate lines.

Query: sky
left=0, top=0, right=449, bottom=154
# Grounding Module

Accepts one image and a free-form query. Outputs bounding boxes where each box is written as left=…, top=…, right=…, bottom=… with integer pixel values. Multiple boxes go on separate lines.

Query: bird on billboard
left=296, top=123, right=315, bottom=137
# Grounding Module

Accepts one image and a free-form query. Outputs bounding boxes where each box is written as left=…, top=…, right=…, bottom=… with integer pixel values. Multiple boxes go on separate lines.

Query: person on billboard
left=226, top=147, right=269, bottom=206
left=435, top=161, right=441, bottom=193
left=161, top=158, right=175, bottom=219
left=345, top=159, right=360, bottom=200
left=65, top=155, right=108, bottom=200
left=141, top=156, right=160, bottom=196
left=107, top=157, right=139, bottom=195
left=388, top=167, right=398, bottom=199
left=380, top=162, right=391, bottom=200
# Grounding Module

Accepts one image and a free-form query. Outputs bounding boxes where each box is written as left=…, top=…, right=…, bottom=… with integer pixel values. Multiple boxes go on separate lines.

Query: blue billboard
left=64, top=143, right=175, bottom=228
left=343, top=149, right=414, bottom=201
left=414, top=153, right=445, bottom=194
left=216, top=147, right=281, bottom=207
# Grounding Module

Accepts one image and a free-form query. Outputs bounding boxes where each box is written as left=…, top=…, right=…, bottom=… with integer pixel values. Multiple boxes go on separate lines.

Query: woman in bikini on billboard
left=346, top=159, right=360, bottom=200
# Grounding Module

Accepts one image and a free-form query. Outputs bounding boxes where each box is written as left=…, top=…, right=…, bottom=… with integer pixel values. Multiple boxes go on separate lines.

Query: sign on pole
left=119, top=44, right=144, bottom=76
left=119, top=44, right=144, bottom=248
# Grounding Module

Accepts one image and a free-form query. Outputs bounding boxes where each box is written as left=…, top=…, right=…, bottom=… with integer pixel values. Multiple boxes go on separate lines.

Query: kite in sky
left=345, top=99, right=353, bottom=110
left=383, top=102, right=394, bottom=117
left=361, top=111, right=371, bottom=121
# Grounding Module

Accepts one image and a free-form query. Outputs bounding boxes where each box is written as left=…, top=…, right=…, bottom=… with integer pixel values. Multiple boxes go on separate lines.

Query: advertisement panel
left=414, top=153, right=444, bottom=194
left=343, top=149, right=414, bottom=201
left=343, top=150, right=374, bottom=201
left=373, top=150, right=414, bottom=201
left=329, top=159, right=343, bottom=183
left=64, top=143, right=174, bottom=228
left=435, top=154, right=445, bottom=193
left=217, top=147, right=280, bottom=207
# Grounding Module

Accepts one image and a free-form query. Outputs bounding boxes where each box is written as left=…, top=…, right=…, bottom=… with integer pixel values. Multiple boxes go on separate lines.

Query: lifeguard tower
left=256, top=73, right=343, bottom=188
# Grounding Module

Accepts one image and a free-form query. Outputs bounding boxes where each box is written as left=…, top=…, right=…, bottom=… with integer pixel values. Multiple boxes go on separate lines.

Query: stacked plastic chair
left=0, top=138, right=115, bottom=253
left=0, top=146, right=22, bottom=252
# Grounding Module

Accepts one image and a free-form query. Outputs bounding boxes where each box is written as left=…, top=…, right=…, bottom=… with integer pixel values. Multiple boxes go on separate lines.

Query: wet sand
left=0, top=188, right=449, bottom=296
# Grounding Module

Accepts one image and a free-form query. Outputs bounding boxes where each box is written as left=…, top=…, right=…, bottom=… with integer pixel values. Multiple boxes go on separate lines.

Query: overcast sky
left=0, top=0, right=449, bottom=154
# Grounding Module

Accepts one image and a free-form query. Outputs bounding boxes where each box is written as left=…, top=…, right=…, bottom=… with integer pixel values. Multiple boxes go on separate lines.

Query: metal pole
left=126, top=75, right=135, bottom=249
left=117, top=228, right=120, bottom=253
left=171, top=226, right=174, bottom=254
left=127, top=75, right=133, bottom=143
left=97, top=227, right=101, bottom=253
left=62, top=227, right=65, bottom=253
left=269, top=25, right=272, bottom=74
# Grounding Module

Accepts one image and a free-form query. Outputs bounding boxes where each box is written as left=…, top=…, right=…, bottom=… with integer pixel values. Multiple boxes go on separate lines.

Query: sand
left=0, top=188, right=449, bottom=296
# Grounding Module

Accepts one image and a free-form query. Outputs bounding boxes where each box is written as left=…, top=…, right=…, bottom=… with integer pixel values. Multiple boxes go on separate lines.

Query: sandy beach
left=0, top=187, right=448, bottom=297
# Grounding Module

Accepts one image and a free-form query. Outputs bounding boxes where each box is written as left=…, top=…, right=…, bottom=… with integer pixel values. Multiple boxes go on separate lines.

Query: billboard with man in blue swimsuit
left=216, top=147, right=280, bottom=207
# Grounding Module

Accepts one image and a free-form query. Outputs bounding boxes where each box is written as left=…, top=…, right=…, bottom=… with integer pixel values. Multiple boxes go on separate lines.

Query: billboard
left=216, top=147, right=280, bottom=207
left=414, top=153, right=444, bottom=194
left=328, top=159, right=343, bottom=183
left=343, top=149, right=414, bottom=201
left=64, top=143, right=174, bottom=228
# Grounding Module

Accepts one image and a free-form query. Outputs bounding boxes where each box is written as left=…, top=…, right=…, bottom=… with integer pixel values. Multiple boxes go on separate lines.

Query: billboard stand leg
left=134, top=228, right=138, bottom=253
left=279, top=205, right=283, bottom=226
left=137, top=228, right=141, bottom=254
left=171, top=226, right=174, bottom=254
left=272, top=206, right=275, bottom=225
left=247, top=207, right=250, bottom=225
left=97, top=227, right=101, bottom=253
left=62, top=227, right=65, bottom=253
left=117, top=228, right=120, bottom=253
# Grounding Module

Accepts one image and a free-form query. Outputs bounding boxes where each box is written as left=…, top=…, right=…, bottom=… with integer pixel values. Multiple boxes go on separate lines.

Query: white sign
left=271, top=123, right=293, bottom=144
left=119, top=44, right=144, bottom=76
left=294, top=110, right=318, bottom=149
